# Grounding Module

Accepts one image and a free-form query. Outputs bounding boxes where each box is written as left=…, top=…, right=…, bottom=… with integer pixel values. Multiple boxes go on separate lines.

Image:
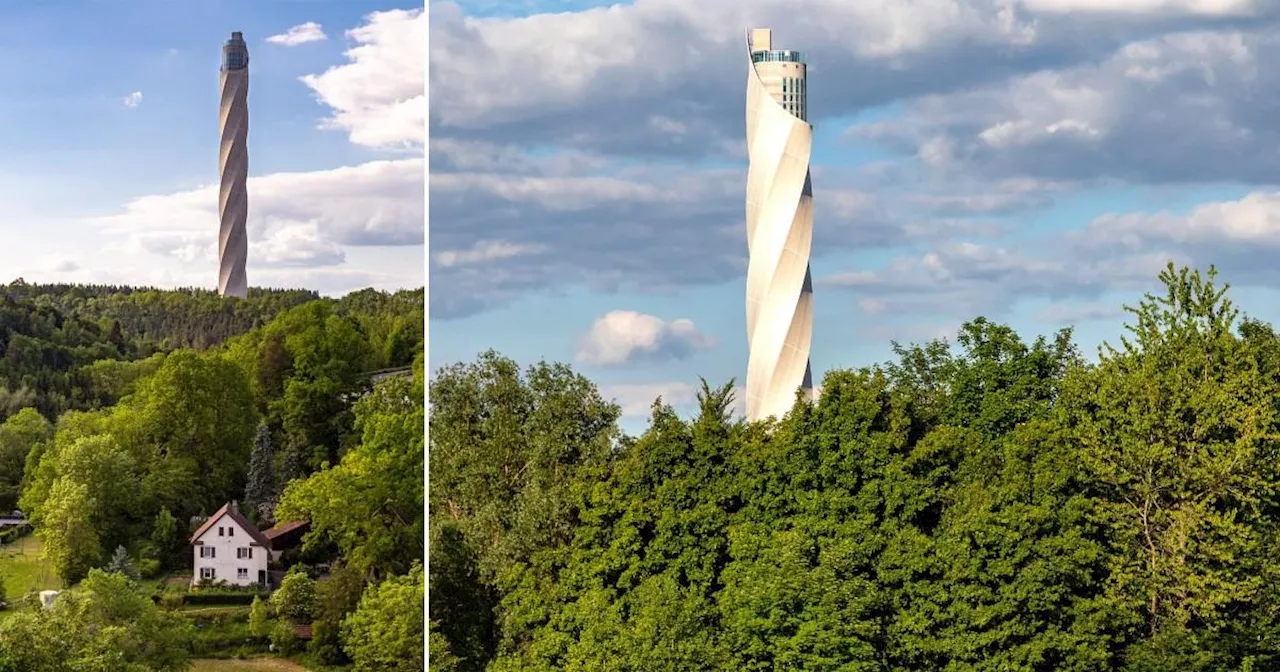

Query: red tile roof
left=188, top=502, right=271, bottom=548
left=263, top=520, right=309, bottom=540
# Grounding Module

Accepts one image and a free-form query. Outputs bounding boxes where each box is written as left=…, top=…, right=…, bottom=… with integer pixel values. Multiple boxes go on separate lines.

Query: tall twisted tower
left=218, top=31, right=249, bottom=299
left=745, top=28, right=813, bottom=422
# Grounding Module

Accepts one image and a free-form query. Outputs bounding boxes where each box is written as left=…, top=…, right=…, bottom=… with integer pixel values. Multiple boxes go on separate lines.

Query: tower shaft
left=745, top=28, right=813, bottom=422
left=219, top=32, right=249, bottom=299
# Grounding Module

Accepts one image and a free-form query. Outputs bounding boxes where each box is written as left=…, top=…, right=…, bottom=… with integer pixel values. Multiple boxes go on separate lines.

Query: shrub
left=188, top=618, right=263, bottom=658
left=269, top=619, right=301, bottom=655
left=183, top=592, right=259, bottom=606
left=136, top=558, right=162, bottom=580
left=272, top=568, right=317, bottom=623
left=249, top=596, right=271, bottom=639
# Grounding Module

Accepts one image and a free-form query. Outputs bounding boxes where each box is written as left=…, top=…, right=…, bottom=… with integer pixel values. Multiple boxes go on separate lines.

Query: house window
left=218, top=527, right=224, bottom=537
left=237, top=547, right=252, bottom=559
left=201, top=567, right=216, bottom=580
left=237, top=568, right=249, bottom=580
left=228, top=527, right=234, bottom=537
left=200, top=547, right=216, bottom=559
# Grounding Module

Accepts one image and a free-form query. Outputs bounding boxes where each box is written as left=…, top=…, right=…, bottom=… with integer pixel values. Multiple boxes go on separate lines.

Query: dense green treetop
left=431, top=263, right=1280, bottom=672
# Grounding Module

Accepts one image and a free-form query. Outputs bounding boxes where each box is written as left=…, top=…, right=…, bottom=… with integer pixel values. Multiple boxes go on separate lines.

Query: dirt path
left=190, top=658, right=309, bottom=671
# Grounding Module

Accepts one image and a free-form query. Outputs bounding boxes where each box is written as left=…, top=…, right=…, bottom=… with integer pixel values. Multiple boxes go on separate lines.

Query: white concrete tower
left=218, top=31, right=250, bottom=299
left=745, top=28, right=813, bottom=422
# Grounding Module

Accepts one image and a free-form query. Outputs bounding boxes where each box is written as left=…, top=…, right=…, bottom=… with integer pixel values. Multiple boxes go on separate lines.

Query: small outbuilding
left=263, top=520, right=310, bottom=562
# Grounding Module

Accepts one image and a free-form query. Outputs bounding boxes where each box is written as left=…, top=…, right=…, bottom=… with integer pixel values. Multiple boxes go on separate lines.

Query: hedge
left=183, top=592, right=261, bottom=606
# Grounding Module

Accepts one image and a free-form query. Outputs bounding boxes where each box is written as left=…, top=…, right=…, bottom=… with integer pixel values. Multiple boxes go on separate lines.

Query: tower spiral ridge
left=745, top=28, right=813, bottom=422
left=218, top=32, right=249, bottom=299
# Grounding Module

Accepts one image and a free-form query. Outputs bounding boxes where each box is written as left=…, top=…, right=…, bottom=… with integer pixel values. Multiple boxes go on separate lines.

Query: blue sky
left=429, top=0, right=1280, bottom=433
left=0, top=1, right=423, bottom=296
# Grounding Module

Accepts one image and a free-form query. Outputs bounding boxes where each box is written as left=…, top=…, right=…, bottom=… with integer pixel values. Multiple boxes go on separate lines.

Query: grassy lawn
left=191, top=658, right=308, bottom=671
left=0, top=535, right=58, bottom=601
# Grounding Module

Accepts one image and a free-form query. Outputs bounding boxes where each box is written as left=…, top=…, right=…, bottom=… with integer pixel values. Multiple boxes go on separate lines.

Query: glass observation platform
left=751, top=49, right=805, bottom=64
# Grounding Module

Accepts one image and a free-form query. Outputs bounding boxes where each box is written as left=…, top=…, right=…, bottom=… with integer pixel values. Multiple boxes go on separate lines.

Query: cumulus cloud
left=94, top=159, right=422, bottom=253
left=428, top=0, right=1278, bottom=161
left=600, top=382, right=701, bottom=418
left=820, top=239, right=1169, bottom=325
left=1020, top=0, right=1254, bottom=14
left=256, top=223, right=347, bottom=268
left=427, top=149, right=974, bottom=319
left=577, top=311, right=716, bottom=366
left=35, top=253, right=79, bottom=273
left=852, top=29, right=1280, bottom=184
left=427, top=0, right=1280, bottom=330
left=267, top=22, right=327, bottom=46
left=818, top=191, right=1280, bottom=332
left=123, top=91, right=143, bottom=108
left=301, top=9, right=423, bottom=149
left=432, top=240, right=545, bottom=268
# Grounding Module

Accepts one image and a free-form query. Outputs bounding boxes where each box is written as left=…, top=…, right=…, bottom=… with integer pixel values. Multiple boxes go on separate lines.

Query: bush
left=270, top=619, right=301, bottom=655
left=250, top=596, right=272, bottom=639
left=183, top=592, right=260, bottom=606
left=0, top=525, right=30, bottom=546
left=136, top=558, right=162, bottom=579
left=310, top=618, right=348, bottom=665
left=272, top=569, right=317, bottom=623
left=157, top=592, right=184, bottom=610
left=184, top=606, right=252, bottom=624
left=188, top=618, right=264, bottom=658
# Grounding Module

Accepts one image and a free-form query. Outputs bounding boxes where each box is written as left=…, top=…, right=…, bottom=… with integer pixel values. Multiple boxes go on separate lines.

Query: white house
left=190, top=502, right=270, bottom=588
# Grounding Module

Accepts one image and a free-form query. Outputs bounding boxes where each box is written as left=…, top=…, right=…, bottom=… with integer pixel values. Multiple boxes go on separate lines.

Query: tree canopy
left=430, top=263, right=1280, bottom=672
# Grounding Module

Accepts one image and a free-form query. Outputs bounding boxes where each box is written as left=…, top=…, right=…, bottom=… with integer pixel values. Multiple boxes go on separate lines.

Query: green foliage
left=104, top=544, right=140, bottom=581
left=0, top=282, right=319, bottom=352
left=0, top=295, right=147, bottom=424
left=272, top=567, right=318, bottom=623
left=0, top=408, right=51, bottom=511
left=0, top=568, right=192, bottom=670
left=341, top=562, right=424, bottom=672
left=310, top=563, right=365, bottom=664
left=269, top=619, right=302, bottom=655
left=249, top=595, right=272, bottom=639
left=149, top=507, right=182, bottom=571
left=37, top=478, right=101, bottom=585
left=429, top=264, right=1280, bottom=671
left=245, top=421, right=276, bottom=521
left=277, top=370, right=424, bottom=578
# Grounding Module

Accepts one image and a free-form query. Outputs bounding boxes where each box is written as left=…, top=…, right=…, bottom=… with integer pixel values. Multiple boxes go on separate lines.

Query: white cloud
left=1020, top=0, right=1254, bottom=14
left=577, top=311, right=716, bottom=366
left=599, top=381, right=700, bottom=418
left=94, top=158, right=422, bottom=253
left=266, top=22, right=328, bottom=46
left=257, top=223, right=346, bottom=268
left=88, top=158, right=421, bottom=288
left=35, top=253, right=79, bottom=273
left=432, top=240, right=544, bottom=268
left=301, top=9, right=423, bottom=149
left=123, top=91, right=143, bottom=108
left=852, top=30, right=1275, bottom=183
left=1084, top=191, right=1280, bottom=247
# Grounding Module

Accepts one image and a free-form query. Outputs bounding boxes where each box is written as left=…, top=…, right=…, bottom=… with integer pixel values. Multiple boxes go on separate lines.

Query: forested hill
left=0, top=283, right=424, bottom=423
left=0, top=282, right=319, bottom=350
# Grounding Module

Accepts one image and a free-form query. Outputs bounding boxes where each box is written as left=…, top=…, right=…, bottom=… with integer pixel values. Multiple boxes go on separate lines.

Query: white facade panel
left=191, top=513, right=268, bottom=587
left=745, top=28, right=814, bottom=422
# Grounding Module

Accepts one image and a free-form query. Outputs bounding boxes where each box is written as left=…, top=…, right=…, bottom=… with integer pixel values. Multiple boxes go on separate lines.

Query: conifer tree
left=245, top=422, right=276, bottom=520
